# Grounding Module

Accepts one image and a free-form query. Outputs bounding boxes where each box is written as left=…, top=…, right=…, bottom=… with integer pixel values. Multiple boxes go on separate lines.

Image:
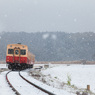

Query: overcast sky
left=0, top=0, right=95, bottom=33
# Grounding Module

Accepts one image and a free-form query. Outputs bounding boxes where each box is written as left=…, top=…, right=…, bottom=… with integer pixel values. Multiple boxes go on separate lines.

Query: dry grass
left=0, top=61, right=6, bottom=64
left=1, top=61, right=95, bottom=64
left=35, top=61, right=95, bottom=64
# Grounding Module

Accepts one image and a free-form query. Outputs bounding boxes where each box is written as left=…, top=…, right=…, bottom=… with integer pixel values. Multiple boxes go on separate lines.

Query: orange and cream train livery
left=6, top=43, right=35, bottom=70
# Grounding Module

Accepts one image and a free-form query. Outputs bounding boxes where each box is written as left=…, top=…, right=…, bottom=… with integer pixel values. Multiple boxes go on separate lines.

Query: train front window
left=15, top=50, right=19, bottom=55
left=8, top=49, right=14, bottom=54
left=20, top=50, right=26, bottom=55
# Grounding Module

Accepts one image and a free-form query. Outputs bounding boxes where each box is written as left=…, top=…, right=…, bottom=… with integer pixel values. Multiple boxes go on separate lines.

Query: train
left=6, top=43, right=35, bottom=70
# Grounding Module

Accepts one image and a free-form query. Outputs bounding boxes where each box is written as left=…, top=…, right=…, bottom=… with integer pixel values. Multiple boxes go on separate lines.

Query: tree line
left=0, top=31, right=95, bottom=61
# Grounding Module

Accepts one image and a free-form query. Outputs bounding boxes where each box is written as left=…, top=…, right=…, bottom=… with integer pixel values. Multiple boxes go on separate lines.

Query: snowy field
left=40, top=64, right=95, bottom=95
left=21, top=71, right=75, bottom=95
left=0, top=64, right=95, bottom=95
left=0, top=64, right=74, bottom=95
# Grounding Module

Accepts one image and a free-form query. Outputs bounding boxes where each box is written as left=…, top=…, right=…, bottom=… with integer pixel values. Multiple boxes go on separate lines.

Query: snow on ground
left=8, top=71, right=48, bottom=95
left=0, top=64, right=7, bottom=68
left=21, top=70, right=75, bottom=95
left=0, top=64, right=14, bottom=95
left=40, top=64, right=95, bottom=94
left=0, top=64, right=95, bottom=95
left=0, top=71, right=15, bottom=95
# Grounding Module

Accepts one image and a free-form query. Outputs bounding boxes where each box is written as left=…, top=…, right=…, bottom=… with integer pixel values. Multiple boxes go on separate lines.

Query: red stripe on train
left=6, top=56, right=27, bottom=64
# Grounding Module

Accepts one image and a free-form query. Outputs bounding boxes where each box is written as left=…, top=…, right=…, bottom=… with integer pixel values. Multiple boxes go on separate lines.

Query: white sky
left=0, top=0, right=95, bottom=33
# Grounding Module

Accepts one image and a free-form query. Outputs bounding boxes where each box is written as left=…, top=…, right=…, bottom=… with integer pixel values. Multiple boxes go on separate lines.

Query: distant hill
left=0, top=31, right=95, bottom=61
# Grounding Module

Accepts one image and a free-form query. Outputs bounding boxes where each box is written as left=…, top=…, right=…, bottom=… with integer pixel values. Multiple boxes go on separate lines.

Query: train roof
left=7, top=44, right=28, bottom=49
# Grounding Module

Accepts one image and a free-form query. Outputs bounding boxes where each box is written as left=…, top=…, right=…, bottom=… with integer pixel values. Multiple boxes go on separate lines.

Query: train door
left=13, top=48, right=20, bottom=63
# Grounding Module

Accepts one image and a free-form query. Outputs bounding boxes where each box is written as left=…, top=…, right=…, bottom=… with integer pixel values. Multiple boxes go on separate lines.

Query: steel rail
left=19, top=71, right=55, bottom=95
left=6, top=71, right=21, bottom=95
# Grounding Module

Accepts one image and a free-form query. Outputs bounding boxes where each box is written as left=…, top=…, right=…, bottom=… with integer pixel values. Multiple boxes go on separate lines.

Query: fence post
left=87, top=85, right=90, bottom=91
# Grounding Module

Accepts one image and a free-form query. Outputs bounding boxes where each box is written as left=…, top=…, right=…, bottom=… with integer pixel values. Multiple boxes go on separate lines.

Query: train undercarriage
left=7, top=63, right=33, bottom=70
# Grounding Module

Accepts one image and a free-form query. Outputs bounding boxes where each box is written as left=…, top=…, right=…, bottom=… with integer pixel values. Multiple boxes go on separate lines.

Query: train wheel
left=11, top=65, right=16, bottom=71
left=8, top=65, right=12, bottom=69
left=30, top=64, right=33, bottom=68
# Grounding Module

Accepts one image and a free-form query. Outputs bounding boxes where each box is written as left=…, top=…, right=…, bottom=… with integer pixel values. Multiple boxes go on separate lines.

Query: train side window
left=8, top=49, right=14, bottom=54
left=20, top=50, right=26, bottom=55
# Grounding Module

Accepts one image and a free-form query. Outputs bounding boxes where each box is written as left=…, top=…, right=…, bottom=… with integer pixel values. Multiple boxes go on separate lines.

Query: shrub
left=67, top=74, right=71, bottom=85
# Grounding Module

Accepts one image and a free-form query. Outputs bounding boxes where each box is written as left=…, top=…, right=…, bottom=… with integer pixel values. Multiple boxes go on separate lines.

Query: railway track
left=19, top=71, right=55, bottom=95
left=6, top=71, right=21, bottom=95
left=6, top=71, right=55, bottom=95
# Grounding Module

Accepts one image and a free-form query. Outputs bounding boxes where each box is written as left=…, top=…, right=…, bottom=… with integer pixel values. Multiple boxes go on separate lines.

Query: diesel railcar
left=6, top=43, right=35, bottom=70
